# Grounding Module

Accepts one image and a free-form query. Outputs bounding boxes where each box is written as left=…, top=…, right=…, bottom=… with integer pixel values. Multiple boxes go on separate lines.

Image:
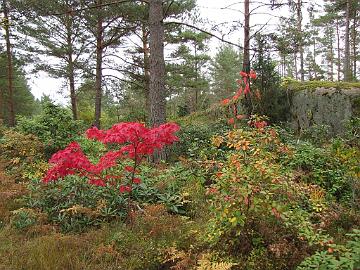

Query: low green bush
left=285, top=142, right=351, bottom=202
left=202, top=127, right=328, bottom=269
left=170, top=123, right=229, bottom=161
left=0, top=129, right=47, bottom=182
left=297, top=229, right=360, bottom=270
left=23, top=163, right=198, bottom=232
left=17, top=102, right=85, bottom=157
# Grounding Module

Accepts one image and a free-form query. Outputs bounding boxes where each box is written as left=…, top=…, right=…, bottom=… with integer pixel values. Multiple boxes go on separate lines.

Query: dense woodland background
left=0, top=0, right=359, bottom=127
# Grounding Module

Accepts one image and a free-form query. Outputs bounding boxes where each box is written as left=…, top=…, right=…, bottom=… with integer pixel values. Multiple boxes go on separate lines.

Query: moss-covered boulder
left=289, top=82, right=360, bottom=135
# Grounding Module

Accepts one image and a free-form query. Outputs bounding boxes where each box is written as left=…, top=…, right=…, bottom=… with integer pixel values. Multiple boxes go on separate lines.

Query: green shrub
left=286, top=142, right=351, bottom=201
left=170, top=123, right=229, bottom=161
left=11, top=208, right=37, bottom=230
left=344, top=117, right=360, bottom=146
left=17, top=102, right=85, bottom=157
left=204, top=127, right=321, bottom=269
left=297, top=229, right=360, bottom=270
left=300, top=124, right=332, bottom=145
left=23, top=163, right=194, bottom=232
left=24, top=175, right=128, bottom=232
left=0, top=129, right=47, bottom=182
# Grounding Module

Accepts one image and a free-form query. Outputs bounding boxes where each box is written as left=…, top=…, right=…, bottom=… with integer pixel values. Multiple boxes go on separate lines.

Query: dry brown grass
left=0, top=225, right=114, bottom=270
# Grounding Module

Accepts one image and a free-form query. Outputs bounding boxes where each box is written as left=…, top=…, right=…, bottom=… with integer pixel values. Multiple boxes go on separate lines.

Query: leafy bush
left=17, top=102, right=85, bottom=157
left=25, top=175, right=129, bottom=232
left=24, top=162, right=197, bottom=232
left=285, top=142, right=351, bottom=202
left=171, top=123, right=229, bottom=161
left=203, top=125, right=332, bottom=269
left=297, top=229, right=360, bottom=270
left=252, top=56, right=290, bottom=123
left=331, top=139, right=360, bottom=208
left=11, top=208, right=38, bottom=230
left=22, top=122, right=187, bottom=232
left=0, top=129, right=47, bottom=182
left=344, top=117, right=360, bottom=146
left=300, top=124, right=332, bottom=145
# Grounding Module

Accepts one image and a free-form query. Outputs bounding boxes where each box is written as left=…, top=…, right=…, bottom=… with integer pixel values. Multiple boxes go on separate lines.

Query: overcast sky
left=27, top=0, right=311, bottom=103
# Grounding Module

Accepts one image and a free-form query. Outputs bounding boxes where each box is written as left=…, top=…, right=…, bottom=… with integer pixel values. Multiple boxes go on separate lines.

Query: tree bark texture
left=142, top=24, right=151, bottom=123
left=3, top=0, right=15, bottom=126
left=242, top=0, right=250, bottom=73
left=65, top=8, right=78, bottom=120
left=336, top=18, right=341, bottom=81
left=94, top=0, right=104, bottom=128
left=149, top=0, right=166, bottom=127
left=351, top=11, right=357, bottom=78
left=297, top=0, right=305, bottom=81
left=344, top=0, right=352, bottom=81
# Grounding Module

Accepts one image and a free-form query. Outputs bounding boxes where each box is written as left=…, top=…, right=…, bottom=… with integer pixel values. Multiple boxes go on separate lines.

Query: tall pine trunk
left=66, top=9, right=77, bottom=120
left=194, top=44, right=199, bottom=111
left=336, top=19, right=341, bottom=81
left=242, top=0, right=250, bottom=73
left=142, top=24, right=151, bottom=123
left=352, top=13, right=357, bottom=78
left=344, top=0, right=352, bottom=81
left=149, top=0, right=166, bottom=127
left=242, top=0, right=253, bottom=113
left=313, top=38, right=318, bottom=79
left=297, top=0, right=304, bottom=81
left=3, top=0, right=15, bottom=126
left=330, top=41, right=334, bottom=81
left=94, top=0, right=103, bottom=128
left=294, top=52, right=298, bottom=79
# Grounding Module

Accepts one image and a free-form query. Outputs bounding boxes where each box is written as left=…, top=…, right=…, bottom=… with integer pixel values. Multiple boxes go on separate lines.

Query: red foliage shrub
left=43, top=122, right=180, bottom=189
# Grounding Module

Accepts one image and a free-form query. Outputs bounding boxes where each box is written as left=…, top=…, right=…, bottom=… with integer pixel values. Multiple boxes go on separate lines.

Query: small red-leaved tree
left=220, top=70, right=267, bottom=129
left=43, top=122, right=180, bottom=193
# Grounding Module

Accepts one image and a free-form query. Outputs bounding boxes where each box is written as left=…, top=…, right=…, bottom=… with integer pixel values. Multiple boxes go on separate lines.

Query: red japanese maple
left=43, top=122, right=180, bottom=190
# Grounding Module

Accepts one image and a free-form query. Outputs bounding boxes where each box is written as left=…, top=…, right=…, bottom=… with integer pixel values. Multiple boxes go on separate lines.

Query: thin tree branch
left=165, top=21, right=244, bottom=50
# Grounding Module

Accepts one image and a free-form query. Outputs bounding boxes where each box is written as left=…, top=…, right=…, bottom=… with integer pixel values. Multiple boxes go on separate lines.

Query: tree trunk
left=142, top=24, right=151, bottom=123
left=352, top=11, right=357, bottom=78
left=297, top=0, right=304, bottom=81
left=68, top=60, right=77, bottom=120
left=94, top=0, right=103, bottom=128
left=283, top=54, right=286, bottom=77
left=149, top=0, right=166, bottom=127
left=330, top=40, right=334, bottom=81
left=3, top=0, right=15, bottom=126
left=344, top=0, right=352, bottom=81
left=66, top=8, right=77, bottom=120
left=294, top=52, right=298, bottom=79
left=194, top=43, right=198, bottom=111
left=313, top=38, right=318, bottom=79
left=336, top=18, right=341, bottom=81
left=242, top=0, right=250, bottom=73
left=242, top=0, right=253, bottom=113
left=0, top=85, right=2, bottom=122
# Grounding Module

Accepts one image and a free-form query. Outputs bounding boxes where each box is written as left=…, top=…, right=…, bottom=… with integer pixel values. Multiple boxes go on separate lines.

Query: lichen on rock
left=290, top=84, right=360, bottom=135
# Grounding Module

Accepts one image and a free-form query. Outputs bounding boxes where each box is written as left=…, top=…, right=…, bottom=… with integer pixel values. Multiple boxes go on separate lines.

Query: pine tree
left=12, top=0, right=91, bottom=120
left=118, top=0, right=196, bottom=122
left=168, top=30, right=210, bottom=113
left=148, top=0, right=166, bottom=127
left=210, top=45, right=242, bottom=99
left=0, top=51, right=37, bottom=122
left=79, top=0, right=134, bottom=128
left=1, top=0, right=15, bottom=126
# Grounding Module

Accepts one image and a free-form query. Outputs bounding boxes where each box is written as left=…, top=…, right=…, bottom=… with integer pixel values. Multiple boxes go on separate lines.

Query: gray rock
left=290, top=87, right=360, bottom=135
